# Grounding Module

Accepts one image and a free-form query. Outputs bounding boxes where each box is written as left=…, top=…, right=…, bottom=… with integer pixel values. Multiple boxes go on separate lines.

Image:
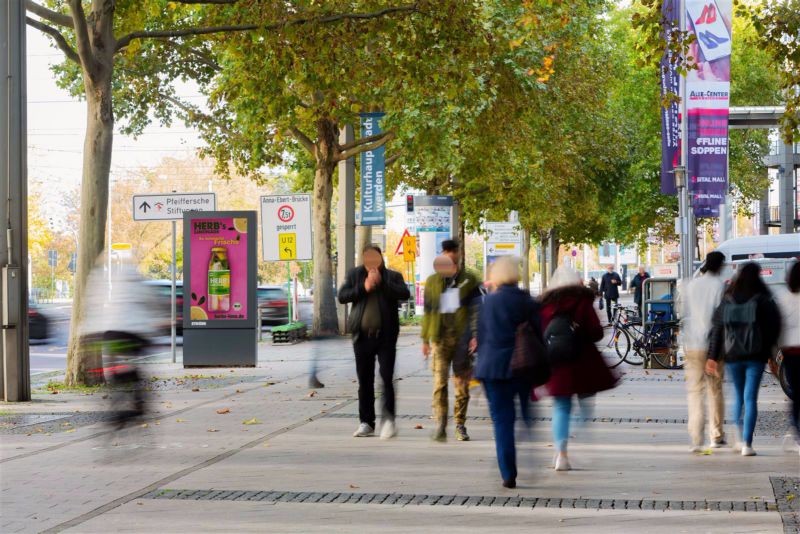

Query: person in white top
left=679, top=251, right=726, bottom=452
left=777, top=261, right=800, bottom=447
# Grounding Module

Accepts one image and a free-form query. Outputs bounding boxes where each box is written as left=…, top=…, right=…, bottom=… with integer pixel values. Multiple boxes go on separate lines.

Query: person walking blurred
left=630, top=266, right=651, bottom=315
left=339, top=245, right=411, bottom=440
left=422, top=239, right=482, bottom=442
left=541, top=267, right=617, bottom=472
left=599, top=265, right=622, bottom=325
left=707, top=262, right=782, bottom=456
left=475, top=256, right=542, bottom=488
left=679, top=251, right=727, bottom=452
left=777, top=261, right=800, bottom=451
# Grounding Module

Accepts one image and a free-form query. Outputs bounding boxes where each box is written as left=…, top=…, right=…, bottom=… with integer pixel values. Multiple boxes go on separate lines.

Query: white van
left=712, top=234, right=800, bottom=262
left=719, top=258, right=796, bottom=299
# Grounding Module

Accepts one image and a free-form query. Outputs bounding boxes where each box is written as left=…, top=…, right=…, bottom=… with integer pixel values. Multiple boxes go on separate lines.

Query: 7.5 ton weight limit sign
left=261, top=195, right=312, bottom=261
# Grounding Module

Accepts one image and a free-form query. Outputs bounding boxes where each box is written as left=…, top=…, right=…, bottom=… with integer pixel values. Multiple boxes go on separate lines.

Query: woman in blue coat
left=475, top=256, right=542, bottom=489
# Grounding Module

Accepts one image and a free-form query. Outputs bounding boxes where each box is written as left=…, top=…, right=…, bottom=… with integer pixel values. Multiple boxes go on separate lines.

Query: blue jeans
left=552, top=395, right=595, bottom=452
left=726, top=360, right=766, bottom=447
left=482, top=378, right=533, bottom=482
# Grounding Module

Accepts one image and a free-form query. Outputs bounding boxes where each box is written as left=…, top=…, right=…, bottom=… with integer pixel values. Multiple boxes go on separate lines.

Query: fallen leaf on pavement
left=216, top=408, right=231, bottom=414
left=414, top=424, right=424, bottom=430
left=176, top=418, right=187, bottom=423
left=307, top=391, right=316, bottom=398
left=787, top=494, right=796, bottom=502
left=140, top=423, right=148, bottom=428
left=64, top=429, right=76, bottom=433
left=350, top=484, right=359, bottom=489
left=236, top=389, right=243, bottom=393
left=207, top=428, right=219, bottom=433
left=192, top=388, right=200, bottom=392
left=243, top=418, right=261, bottom=425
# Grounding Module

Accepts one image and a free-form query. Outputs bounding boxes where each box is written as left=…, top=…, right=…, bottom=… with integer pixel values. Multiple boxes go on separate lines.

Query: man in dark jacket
left=629, top=266, right=651, bottom=314
left=338, top=245, right=411, bottom=440
left=599, top=264, right=622, bottom=325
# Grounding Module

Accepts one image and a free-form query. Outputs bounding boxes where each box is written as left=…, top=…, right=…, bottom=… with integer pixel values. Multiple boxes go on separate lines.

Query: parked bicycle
left=609, top=308, right=683, bottom=369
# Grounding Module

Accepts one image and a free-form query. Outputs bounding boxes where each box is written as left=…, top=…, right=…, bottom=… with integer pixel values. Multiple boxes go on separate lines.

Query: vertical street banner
left=660, top=0, right=680, bottom=195
left=360, top=112, right=386, bottom=226
left=685, top=0, right=732, bottom=217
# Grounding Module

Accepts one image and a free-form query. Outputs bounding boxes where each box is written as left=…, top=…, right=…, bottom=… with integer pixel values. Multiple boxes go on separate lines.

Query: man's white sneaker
left=379, top=420, right=397, bottom=440
left=689, top=445, right=703, bottom=453
left=741, top=445, right=757, bottom=457
left=353, top=423, right=375, bottom=437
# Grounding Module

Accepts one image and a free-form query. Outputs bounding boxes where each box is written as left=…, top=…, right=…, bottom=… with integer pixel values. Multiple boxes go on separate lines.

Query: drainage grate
left=143, top=488, right=776, bottom=513
left=322, top=413, right=695, bottom=425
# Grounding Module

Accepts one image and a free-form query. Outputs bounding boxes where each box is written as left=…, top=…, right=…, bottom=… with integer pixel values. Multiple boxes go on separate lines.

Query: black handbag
left=510, top=320, right=550, bottom=386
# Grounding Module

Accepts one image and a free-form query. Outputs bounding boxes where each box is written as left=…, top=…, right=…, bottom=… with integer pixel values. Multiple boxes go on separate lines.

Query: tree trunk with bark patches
left=355, top=225, right=372, bottom=265
left=311, top=118, right=340, bottom=335
left=64, top=1, right=115, bottom=386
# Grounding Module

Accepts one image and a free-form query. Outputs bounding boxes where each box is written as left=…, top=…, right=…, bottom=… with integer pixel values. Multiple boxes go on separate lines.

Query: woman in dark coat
left=475, top=256, right=541, bottom=489
left=541, top=267, right=618, bottom=471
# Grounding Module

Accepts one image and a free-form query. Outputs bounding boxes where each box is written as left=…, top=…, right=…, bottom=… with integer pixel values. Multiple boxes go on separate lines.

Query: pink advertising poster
left=188, top=216, right=249, bottom=323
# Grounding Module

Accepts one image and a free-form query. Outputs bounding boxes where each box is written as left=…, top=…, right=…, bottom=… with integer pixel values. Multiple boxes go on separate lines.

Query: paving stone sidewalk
left=1, top=332, right=797, bottom=533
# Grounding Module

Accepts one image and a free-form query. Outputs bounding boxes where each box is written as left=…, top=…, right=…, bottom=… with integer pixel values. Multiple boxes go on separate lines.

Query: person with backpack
left=679, top=251, right=727, bottom=452
left=707, top=262, right=782, bottom=456
left=541, top=267, right=617, bottom=471
left=776, top=261, right=800, bottom=451
left=475, top=256, right=543, bottom=489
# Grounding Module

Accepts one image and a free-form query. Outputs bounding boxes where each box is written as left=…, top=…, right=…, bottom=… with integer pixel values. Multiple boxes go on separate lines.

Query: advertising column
left=685, top=0, right=732, bottom=218
left=183, top=211, right=258, bottom=366
left=413, top=196, right=453, bottom=308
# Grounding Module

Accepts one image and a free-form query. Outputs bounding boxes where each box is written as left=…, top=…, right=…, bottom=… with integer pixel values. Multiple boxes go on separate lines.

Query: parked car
left=257, top=285, right=289, bottom=325
left=144, top=279, right=183, bottom=334
left=28, top=302, right=50, bottom=340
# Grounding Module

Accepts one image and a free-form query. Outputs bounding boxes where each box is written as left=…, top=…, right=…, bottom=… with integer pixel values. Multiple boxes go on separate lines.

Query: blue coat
left=474, top=285, right=541, bottom=380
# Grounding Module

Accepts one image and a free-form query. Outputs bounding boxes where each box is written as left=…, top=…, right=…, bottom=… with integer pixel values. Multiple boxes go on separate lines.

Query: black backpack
left=544, top=312, right=581, bottom=365
left=722, top=297, right=762, bottom=358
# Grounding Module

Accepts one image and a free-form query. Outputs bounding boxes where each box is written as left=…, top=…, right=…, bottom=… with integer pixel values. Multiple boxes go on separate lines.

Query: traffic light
left=406, top=195, right=414, bottom=213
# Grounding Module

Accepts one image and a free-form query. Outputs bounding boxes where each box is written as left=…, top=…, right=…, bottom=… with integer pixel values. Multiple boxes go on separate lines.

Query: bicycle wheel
left=649, top=325, right=683, bottom=369
left=610, top=328, right=630, bottom=368
left=624, top=339, right=645, bottom=366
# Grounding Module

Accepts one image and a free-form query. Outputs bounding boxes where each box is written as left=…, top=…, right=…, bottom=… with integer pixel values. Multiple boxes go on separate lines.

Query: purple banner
left=660, top=0, right=680, bottom=195
left=685, top=0, right=731, bottom=218
left=687, top=108, right=728, bottom=217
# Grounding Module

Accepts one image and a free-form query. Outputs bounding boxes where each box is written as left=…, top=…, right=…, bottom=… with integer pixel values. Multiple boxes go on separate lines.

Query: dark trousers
left=605, top=297, right=618, bottom=323
left=353, top=333, right=397, bottom=427
left=482, top=378, right=533, bottom=483
left=783, top=353, right=800, bottom=435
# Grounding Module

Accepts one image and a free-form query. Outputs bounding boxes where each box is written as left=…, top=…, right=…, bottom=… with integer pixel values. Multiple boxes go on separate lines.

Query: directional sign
left=132, top=193, right=216, bottom=221
left=261, top=194, right=312, bottom=261
left=279, top=233, right=297, bottom=260
left=402, top=235, right=417, bottom=262
left=485, top=222, right=522, bottom=257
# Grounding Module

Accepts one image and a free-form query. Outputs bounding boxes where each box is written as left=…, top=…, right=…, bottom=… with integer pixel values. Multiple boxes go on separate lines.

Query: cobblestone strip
left=144, top=489, right=776, bottom=514
left=770, top=476, right=800, bottom=533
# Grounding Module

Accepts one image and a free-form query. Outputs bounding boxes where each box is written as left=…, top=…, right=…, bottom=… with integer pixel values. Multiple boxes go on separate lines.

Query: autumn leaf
left=242, top=418, right=261, bottom=425
left=216, top=408, right=231, bottom=414
left=207, top=428, right=219, bottom=433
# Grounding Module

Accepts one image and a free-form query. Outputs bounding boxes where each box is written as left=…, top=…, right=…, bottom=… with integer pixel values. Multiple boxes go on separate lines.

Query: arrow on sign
left=139, top=201, right=151, bottom=213
left=284, top=247, right=293, bottom=256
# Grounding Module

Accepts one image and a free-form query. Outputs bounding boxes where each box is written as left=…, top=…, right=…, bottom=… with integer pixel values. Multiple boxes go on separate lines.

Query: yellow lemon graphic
left=233, top=218, right=248, bottom=233
left=190, top=306, right=208, bottom=321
